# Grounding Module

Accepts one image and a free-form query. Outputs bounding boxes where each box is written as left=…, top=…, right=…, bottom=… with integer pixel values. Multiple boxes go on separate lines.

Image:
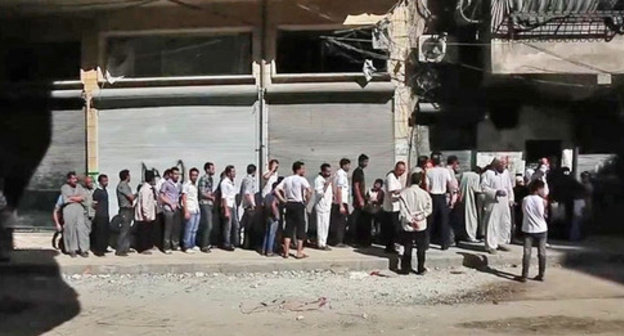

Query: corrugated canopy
left=507, top=0, right=622, bottom=14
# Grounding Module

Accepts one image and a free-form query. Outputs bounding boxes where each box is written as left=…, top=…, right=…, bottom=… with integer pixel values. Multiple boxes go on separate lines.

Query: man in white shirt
left=275, top=161, right=312, bottom=259
left=314, top=163, right=333, bottom=250
left=182, top=168, right=201, bottom=253
left=481, top=158, right=515, bottom=254
left=382, top=161, right=406, bottom=254
left=519, top=179, right=548, bottom=282
left=261, top=159, right=280, bottom=199
left=330, top=158, right=351, bottom=247
left=427, top=152, right=457, bottom=250
left=398, top=172, right=433, bottom=275
left=240, top=164, right=258, bottom=250
left=220, top=165, right=238, bottom=251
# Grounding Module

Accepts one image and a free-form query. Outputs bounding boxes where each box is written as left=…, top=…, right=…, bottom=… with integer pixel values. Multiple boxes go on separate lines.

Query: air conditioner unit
left=418, top=33, right=448, bottom=63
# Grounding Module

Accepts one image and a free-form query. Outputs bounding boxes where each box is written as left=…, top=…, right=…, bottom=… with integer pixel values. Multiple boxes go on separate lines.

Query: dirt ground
left=3, top=265, right=624, bottom=336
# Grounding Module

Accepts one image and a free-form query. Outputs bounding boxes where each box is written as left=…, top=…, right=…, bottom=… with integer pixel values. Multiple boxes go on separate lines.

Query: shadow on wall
left=0, top=250, right=80, bottom=336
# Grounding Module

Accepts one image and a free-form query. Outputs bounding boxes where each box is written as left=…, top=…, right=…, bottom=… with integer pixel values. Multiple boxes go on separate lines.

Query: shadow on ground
left=353, top=246, right=400, bottom=272
left=0, top=249, right=80, bottom=336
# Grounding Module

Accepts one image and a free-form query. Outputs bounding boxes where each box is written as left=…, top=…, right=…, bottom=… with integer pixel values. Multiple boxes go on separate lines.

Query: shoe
left=533, top=275, right=545, bottom=282
left=323, top=246, right=332, bottom=251
left=129, top=248, right=137, bottom=253
left=94, top=252, right=105, bottom=257
left=164, top=250, right=173, bottom=255
left=266, top=252, right=276, bottom=257
left=416, top=268, right=428, bottom=276
left=184, top=249, right=196, bottom=254
left=141, top=250, right=153, bottom=255
left=223, top=246, right=235, bottom=252
left=487, top=248, right=498, bottom=255
left=516, top=276, right=528, bottom=283
left=498, top=245, right=511, bottom=252
left=398, top=269, right=411, bottom=275
left=465, top=238, right=480, bottom=243
left=192, top=246, right=201, bottom=252
left=79, top=251, right=89, bottom=258
left=69, top=252, right=77, bottom=258
left=115, top=252, right=128, bottom=257
left=201, top=247, right=212, bottom=253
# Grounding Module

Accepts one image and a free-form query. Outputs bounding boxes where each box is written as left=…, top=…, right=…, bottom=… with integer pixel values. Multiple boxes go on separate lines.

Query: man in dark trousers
left=382, top=161, right=407, bottom=254
left=351, top=154, right=370, bottom=246
left=330, top=158, right=351, bottom=247
left=91, top=174, right=110, bottom=257
left=115, top=170, right=135, bottom=257
left=426, top=152, right=456, bottom=250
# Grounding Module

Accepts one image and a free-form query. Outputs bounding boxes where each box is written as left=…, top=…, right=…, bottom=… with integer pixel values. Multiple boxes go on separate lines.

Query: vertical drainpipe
left=258, top=0, right=268, bottom=180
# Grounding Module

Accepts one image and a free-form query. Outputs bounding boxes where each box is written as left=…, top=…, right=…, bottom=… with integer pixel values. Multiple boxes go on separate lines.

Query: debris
left=240, top=297, right=329, bottom=315
left=71, top=274, right=81, bottom=280
left=296, top=315, right=305, bottom=321
left=369, top=270, right=396, bottom=278
left=195, top=272, right=205, bottom=277
left=450, top=271, right=465, bottom=275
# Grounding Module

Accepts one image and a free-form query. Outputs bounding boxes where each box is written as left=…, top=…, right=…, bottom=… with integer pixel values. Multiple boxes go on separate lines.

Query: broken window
left=105, top=32, right=252, bottom=78
left=276, top=29, right=387, bottom=74
left=0, top=41, right=80, bottom=82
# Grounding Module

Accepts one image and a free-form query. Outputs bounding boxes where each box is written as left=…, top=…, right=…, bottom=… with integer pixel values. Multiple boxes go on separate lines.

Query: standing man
left=275, top=161, right=312, bottom=259
left=261, top=159, right=280, bottom=199
left=60, top=172, right=88, bottom=258
left=198, top=162, right=216, bottom=253
left=330, top=158, right=351, bottom=247
left=398, top=172, right=433, bottom=275
left=135, top=171, right=157, bottom=254
left=83, top=176, right=96, bottom=253
left=382, top=162, right=407, bottom=254
left=446, top=155, right=461, bottom=244
left=160, top=167, right=182, bottom=254
left=182, top=168, right=201, bottom=253
left=481, top=159, right=515, bottom=254
left=240, top=164, right=258, bottom=250
left=427, top=152, right=456, bottom=250
left=458, top=167, right=482, bottom=243
left=220, top=165, right=238, bottom=251
left=115, top=169, right=135, bottom=257
left=351, top=154, right=369, bottom=246
left=314, top=163, right=333, bottom=250
left=92, top=174, right=110, bottom=256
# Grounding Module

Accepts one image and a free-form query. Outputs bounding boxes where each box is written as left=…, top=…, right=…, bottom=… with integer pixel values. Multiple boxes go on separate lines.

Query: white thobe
left=480, top=169, right=514, bottom=250
left=314, top=175, right=332, bottom=247
left=459, top=172, right=481, bottom=241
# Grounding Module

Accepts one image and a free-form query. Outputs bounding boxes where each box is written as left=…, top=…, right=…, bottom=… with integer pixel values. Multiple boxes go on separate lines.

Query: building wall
left=476, top=105, right=574, bottom=152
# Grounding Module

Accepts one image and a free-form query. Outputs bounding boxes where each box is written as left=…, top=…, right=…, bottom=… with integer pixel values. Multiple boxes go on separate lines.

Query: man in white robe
left=459, top=168, right=481, bottom=243
left=480, top=159, right=514, bottom=254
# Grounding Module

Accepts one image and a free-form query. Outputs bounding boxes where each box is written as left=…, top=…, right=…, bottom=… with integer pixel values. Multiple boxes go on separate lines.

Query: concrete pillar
left=81, top=26, right=100, bottom=178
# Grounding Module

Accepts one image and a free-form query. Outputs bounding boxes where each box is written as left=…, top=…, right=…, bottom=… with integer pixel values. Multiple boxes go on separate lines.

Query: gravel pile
left=64, top=267, right=516, bottom=307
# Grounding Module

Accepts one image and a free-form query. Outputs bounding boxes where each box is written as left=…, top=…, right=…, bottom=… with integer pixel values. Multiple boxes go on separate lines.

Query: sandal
left=295, top=254, right=309, bottom=260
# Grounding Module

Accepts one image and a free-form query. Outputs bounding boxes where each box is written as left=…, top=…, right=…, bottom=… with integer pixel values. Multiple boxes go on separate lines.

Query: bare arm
left=271, top=198, right=280, bottom=219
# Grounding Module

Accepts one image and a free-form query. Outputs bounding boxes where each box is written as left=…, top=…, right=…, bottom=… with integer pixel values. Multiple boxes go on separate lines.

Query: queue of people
left=53, top=152, right=578, bottom=280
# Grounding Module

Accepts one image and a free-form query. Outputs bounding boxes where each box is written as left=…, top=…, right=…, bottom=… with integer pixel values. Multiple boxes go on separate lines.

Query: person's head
left=84, top=176, right=94, bottom=189
left=430, top=152, right=442, bottom=166
left=320, top=163, right=332, bottom=178
left=170, top=167, right=180, bottom=183
left=339, top=158, right=351, bottom=172
left=538, top=157, right=550, bottom=172
left=373, top=178, right=383, bottom=190
left=492, top=159, right=504, bottom=173
left=581, top=171, right=591, bottom=183
left=225, top=165, right=236, bottom=180
left=163, top=169, right=172, bottom=180
left=247, top=164, right=257, bottom=176
left=98, top=174, right=109, bottom=188
left=394, top=161, right=407, bottom=177
left=358, top=154, right=369, bottom=169
left=119, top=169, right=130, bottom=183
left=66, top=171, right=78, bottom=187
left=447, top=155, right=460, bottom=173
left=189, top=167, right=199, bottom=183
left=203, top=162, right=215, bottom=176
left=292, top=161, right=306, bottom=176
left=410, top=172, right=424, bottom=186
left=145, top=170, right=155, bottom=185
left=269, top=159, right=280, bottom=172
left=515, top=175, right=525, bottom=187
left=417, top=155, right=428, bottom=168
left=530, top=179, right=547, bottom=198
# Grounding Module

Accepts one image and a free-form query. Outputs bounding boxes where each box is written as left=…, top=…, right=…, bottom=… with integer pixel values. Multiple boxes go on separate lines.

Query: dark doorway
left=525, top=140, right=562, bottom=164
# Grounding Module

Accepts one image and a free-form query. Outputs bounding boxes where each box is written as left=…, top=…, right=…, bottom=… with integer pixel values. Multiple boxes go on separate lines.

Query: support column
left=81, top=26, right=100, bottom=178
